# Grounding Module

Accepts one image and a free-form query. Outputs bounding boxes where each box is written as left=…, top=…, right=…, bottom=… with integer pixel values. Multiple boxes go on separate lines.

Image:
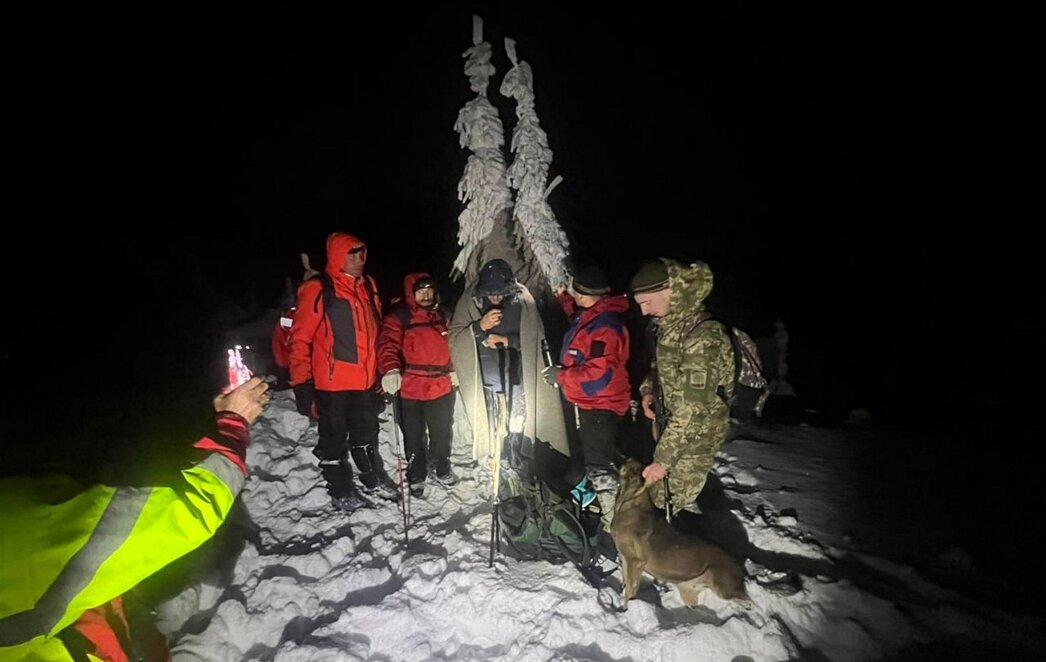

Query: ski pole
left=390, top=395, right=409, bottom=546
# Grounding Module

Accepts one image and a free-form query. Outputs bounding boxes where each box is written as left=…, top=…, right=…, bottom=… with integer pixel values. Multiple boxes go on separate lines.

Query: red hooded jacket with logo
left=556, top=292, right=632, bottom=415
left=289, top=233, right=382, bottom=391
left=272, top=307, right=294, bottom=370
left=376, top=272, right=454, bottom=401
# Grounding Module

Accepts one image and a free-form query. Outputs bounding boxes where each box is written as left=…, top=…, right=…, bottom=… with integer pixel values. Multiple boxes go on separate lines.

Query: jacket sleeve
left=653, top=326, right=733, bottom=470
left=448, top=301, right=481, bottom=345
left=558, top=322, right=627, bottom=397
left=288, top=279, right=323, bottom=386
left=376, top=308, right=405, bottom=375
left=0, top=414, right=251, bottom=653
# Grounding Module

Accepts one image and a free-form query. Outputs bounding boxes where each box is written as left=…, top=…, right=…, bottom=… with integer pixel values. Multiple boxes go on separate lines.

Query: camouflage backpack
left=697, top=319, right=771, bottom=420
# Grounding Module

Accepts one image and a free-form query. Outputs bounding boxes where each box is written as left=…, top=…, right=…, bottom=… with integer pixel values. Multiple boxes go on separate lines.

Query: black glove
left=293, top=380, right=316, bottom=417
left=541, top=365, right=561, bottom=387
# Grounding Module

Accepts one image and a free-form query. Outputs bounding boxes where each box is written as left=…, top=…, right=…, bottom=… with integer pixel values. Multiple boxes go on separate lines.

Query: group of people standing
left=279, top=232, right=459, bottom=511
left=279, top=231, right=738, bottom=538
left=2, top=230, right=741, bottom=660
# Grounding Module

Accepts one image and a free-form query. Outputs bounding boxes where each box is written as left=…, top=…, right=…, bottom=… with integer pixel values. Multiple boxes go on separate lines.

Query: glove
left=293, top=380, right=316, bottom=417
left=450, top=371, right=459, bottom=387
left=381, top=369, right=402, bottom=395
left=541, top=365, right=560, bottom=387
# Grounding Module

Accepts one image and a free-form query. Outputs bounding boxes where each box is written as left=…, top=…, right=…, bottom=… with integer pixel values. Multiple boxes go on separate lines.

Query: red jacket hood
left=403, top=272, right=436, bottom=312
left=325, top=233, right=365, bottom=280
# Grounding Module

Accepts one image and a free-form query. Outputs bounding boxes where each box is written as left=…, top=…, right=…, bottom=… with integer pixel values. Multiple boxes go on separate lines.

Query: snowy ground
left=157, top=392, right=1044, bottom=661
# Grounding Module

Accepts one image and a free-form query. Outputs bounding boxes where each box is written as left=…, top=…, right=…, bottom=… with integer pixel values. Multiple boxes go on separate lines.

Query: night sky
left=3, top=6, right=1039, bottom=485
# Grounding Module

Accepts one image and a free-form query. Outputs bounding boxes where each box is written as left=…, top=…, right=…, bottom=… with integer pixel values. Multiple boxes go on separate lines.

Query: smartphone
left=227, top=345, right=254, bottom=389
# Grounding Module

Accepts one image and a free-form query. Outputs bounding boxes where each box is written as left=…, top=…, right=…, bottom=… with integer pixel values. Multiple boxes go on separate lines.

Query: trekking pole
left=390, top=395, right=409, bottom=546
left=489, top=394, right=505, bottom=567
left=489, top=344, right=510, bottom=567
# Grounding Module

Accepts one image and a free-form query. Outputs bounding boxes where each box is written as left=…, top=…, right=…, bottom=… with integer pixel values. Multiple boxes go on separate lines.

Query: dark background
left=1, top=2, right=1041, bottom=610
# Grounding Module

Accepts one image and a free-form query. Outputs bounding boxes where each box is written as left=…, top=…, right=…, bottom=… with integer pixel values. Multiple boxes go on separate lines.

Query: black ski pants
left=399, top=391, right=455, bottom=483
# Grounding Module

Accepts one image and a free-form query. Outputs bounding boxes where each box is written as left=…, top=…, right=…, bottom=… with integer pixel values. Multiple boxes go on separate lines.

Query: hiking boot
left=433, top=466, right=459, bottom=487
left=331, top=490, right=370, bottom=513
left=359, top=473, right=399, bottom=501
left=371, top=463, right=398, bottom=491
left=409, top=481, right=425, bottom=498
left=569, top=477, right=597, bottom=509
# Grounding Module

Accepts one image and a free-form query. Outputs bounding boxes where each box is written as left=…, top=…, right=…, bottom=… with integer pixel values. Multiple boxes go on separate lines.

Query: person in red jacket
left=544, top=264, right=631, bottom=530
left=270, top=256, right=321, bottom=393
left=289, top=232, right=397, bottom=511
left=377, top=273, right=460, bottom=498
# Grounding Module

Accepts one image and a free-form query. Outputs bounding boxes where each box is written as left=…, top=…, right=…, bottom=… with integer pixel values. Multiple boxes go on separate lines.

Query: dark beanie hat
left=571, top=264, right=610, bottom=296
left=630, top=259, right=670, bottom=294
left=476, top=259, right=516, bottom=295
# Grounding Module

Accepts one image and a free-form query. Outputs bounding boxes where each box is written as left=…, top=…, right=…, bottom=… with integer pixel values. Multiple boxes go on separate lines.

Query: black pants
left=566, top=406, right=624, bottom=484
left=400, top=391, right=454, bottom=482
left=315, top=389, right=380, bottom=474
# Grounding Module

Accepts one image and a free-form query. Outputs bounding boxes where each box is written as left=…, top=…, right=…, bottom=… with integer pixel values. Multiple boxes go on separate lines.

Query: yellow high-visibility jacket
left=0, top=413, right=250, bottom=661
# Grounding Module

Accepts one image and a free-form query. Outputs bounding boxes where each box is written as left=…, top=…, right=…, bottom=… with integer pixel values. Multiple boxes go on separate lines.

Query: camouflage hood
left=661, top=258, right=714, bottom=326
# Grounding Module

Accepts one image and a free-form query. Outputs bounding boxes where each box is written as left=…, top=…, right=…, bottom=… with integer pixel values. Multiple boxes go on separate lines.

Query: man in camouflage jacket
left=630, top=258, right=735, bottom=514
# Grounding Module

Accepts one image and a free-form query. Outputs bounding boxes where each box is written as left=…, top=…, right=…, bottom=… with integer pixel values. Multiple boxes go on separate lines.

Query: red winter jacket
left=557, top=292, right=631, bottom=415
left=272, top=307, right=295, bottom=370
left=289, top=233, right=382, bottom=391
left=376, top=272, right=454, bottom=401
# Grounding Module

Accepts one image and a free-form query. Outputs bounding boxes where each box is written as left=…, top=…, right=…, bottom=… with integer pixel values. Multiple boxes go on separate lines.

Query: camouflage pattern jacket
left=640, top=259, right=735, bottom=507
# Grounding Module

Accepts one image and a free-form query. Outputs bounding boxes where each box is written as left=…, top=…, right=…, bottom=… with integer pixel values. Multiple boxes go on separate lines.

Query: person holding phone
left=0, top=378, right=270, bottom=662
left=449, top=259, right=570, bottom=478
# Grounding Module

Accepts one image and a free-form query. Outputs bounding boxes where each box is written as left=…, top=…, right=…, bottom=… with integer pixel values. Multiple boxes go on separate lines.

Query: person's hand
left=381, top=369, right=402, bottom=395
left=642, top=462, right=668, bottom=485
left=483, top=333, right=508, bottom=349
left=479, top=308, right=503, bottom=331
left=641, top=393, right=656, bottom=421
left=214, top=377, right=269, bottom=425
left=450, top=371, right=459, bottom=387
left=293, top=380, right=316, bottom=418
left=541, top=365, right=560, bottom=387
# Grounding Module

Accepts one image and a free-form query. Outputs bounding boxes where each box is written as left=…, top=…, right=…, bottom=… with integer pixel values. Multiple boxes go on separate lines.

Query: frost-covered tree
left=450, top=16, right=515, bottom=282
left=500, top=37, right=571, bottom=294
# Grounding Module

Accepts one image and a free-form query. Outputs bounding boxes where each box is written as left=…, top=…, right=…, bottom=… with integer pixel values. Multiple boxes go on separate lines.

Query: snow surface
left=157, top=393, right=1044, bottom=661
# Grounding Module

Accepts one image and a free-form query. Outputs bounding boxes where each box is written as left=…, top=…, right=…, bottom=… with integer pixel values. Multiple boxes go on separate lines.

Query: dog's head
left=618, top=458, right=649, bottom=496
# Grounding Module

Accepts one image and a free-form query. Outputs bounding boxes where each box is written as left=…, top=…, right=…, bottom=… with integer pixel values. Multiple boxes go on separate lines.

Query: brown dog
left=611, top=459, right=751, bottom=610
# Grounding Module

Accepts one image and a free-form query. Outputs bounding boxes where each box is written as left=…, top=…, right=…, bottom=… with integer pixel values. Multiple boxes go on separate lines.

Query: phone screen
left=227, top=345, right=253, bottom=389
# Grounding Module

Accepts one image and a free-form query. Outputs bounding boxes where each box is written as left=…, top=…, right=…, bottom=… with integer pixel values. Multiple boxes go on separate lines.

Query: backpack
left=312, top=273, right=382, bottom=321
left=497, top=474, right=604, bottom=577
left=697, top=319, right=771, bottom=421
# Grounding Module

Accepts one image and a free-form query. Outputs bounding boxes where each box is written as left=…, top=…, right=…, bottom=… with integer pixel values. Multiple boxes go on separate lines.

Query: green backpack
left=498, top=475, right=603, bottom=573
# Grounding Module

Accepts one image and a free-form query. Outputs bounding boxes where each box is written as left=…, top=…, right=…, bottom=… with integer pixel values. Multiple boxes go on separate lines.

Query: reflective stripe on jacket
left=0, top=414, right=250, bottom=661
